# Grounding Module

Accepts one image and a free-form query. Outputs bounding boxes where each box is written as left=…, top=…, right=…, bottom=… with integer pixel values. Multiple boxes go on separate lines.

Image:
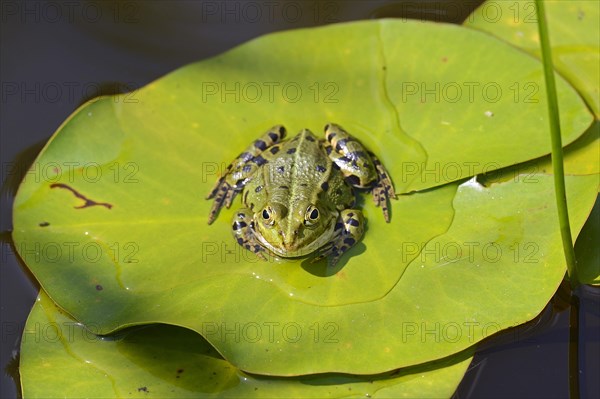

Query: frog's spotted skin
left=207, top=123, right=396, bottom=266
left=323, top=123, right=395, bottom=222
left=206, top=125, right=287, bottom=223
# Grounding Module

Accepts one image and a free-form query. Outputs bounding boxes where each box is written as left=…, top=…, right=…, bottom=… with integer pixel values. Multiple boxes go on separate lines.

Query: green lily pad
left=12, top=19, right=596, bottom=376
left=20, top=290, right=473, bottom=398
left=465, top=0, right=600, bottom=117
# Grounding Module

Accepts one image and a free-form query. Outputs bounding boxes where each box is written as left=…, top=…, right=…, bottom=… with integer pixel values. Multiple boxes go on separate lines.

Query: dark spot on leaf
left=50, top=183, right=112, bottom=210
left=321, top=182, right=329, bottom=191
left=286, top=148, right=296, bottom=154
left=95, top=284, right=103, bottom=291
left=137, top=387, right=148, bottom=392
left=39, top=222, right=50, bottom=227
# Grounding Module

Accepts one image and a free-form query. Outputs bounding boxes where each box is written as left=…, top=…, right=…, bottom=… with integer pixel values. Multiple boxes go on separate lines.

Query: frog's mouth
left=254, top=218, right=336, bottom=259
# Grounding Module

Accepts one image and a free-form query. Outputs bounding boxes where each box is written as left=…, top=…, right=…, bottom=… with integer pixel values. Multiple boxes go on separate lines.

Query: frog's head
left=253, top=201, right=336, bottom=258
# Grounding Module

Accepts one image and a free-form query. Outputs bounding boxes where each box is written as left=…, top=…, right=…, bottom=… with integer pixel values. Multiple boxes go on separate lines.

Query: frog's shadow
left=300, top=242, right=367, bottom=277
left=300, top=209, right=370, bottom=277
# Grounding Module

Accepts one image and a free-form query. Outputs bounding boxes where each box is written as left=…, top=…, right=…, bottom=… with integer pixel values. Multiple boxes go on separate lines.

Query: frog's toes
left=372, top=182, right=391, bottom=223
left=207, top=181, right=240, bottom=225
left=371, top=152, right=396, bottom=199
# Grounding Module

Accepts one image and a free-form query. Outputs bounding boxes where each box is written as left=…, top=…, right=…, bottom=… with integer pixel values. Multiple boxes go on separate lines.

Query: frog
left=206, top=123, right=396, bottom=266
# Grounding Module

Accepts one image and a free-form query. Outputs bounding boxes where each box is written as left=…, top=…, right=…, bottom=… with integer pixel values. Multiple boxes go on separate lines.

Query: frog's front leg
left=313, top=209, right=365, bottom=266
left=231, top=208, right=267, bottom=260
left=206, top=125, right=286, bottom=224
left=323, top=123, right=396, bottom=222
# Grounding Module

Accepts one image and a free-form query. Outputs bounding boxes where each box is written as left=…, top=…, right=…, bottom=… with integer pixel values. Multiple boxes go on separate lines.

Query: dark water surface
left=1, top=1, right=598, bottom=398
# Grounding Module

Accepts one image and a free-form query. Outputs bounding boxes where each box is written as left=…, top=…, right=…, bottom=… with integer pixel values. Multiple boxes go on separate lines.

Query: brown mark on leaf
left=39, top=222, right=50, bottom=227
left=50, top=183, right=112, bottom=209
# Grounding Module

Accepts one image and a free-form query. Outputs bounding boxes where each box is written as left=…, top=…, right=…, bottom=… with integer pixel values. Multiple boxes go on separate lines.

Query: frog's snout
left=281, top=228, right=301, bottom=250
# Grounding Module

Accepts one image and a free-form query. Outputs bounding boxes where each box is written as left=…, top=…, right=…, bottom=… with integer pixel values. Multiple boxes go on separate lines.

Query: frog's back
left=267, top=129, right=329, bottom=198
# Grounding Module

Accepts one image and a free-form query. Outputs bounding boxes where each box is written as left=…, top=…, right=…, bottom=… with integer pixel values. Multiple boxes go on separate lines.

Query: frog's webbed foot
left=207, top=181, right=241, bottom=225
left=322, top=123, right=396, bottom=223
left=369, top=152, right=396, bottom=223
left=232, top=209, right=267, bottom=260
left=312, top=210, right=365, bottom=266
left=206, top=125, right=287, bottom=224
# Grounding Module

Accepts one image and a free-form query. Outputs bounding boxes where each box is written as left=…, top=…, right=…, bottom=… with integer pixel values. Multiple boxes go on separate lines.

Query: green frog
left=207, top=123, right=396, bottom=266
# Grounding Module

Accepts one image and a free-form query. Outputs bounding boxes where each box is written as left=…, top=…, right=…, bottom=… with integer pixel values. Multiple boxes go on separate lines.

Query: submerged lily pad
left=465, top=0, right=600, bottom=117
left=12, top=19, right=596, bottom=376
left=20, top=290, right=473, bottom=398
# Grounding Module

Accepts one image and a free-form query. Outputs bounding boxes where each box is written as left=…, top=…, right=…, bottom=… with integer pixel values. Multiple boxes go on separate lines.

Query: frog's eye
left=261, top=207, right=274, bottom=225
left=305, top=206, right=320, bottom=226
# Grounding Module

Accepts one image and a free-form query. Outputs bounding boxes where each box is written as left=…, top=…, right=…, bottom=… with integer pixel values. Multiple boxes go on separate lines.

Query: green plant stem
left=535, top=0, right=578, bottom=287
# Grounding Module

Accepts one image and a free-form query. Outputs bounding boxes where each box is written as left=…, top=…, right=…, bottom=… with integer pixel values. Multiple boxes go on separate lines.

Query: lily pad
left=12, top=19, right=596, bottom=376
left=464, top=0, right=600, bottom=117
left=20, top=290, right=473, bottom=398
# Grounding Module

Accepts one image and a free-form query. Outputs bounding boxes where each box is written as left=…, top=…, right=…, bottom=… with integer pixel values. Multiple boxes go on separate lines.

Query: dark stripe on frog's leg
left=312, top=209, right=365, bottom=266
left=231, top=208, right=266, bottom=260
left=324, top=123, right=397, bottom=223
left=206, top=125, right=286, bottom=224
left=368, top=151, right=397, bottom=223
left=207, top=183, right=243, bottom=225
left=323, top=123, right=378, bottom=188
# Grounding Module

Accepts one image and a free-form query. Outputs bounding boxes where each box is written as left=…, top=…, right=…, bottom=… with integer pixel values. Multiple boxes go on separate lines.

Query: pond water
left=1, top=1, right=597, bottom=397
